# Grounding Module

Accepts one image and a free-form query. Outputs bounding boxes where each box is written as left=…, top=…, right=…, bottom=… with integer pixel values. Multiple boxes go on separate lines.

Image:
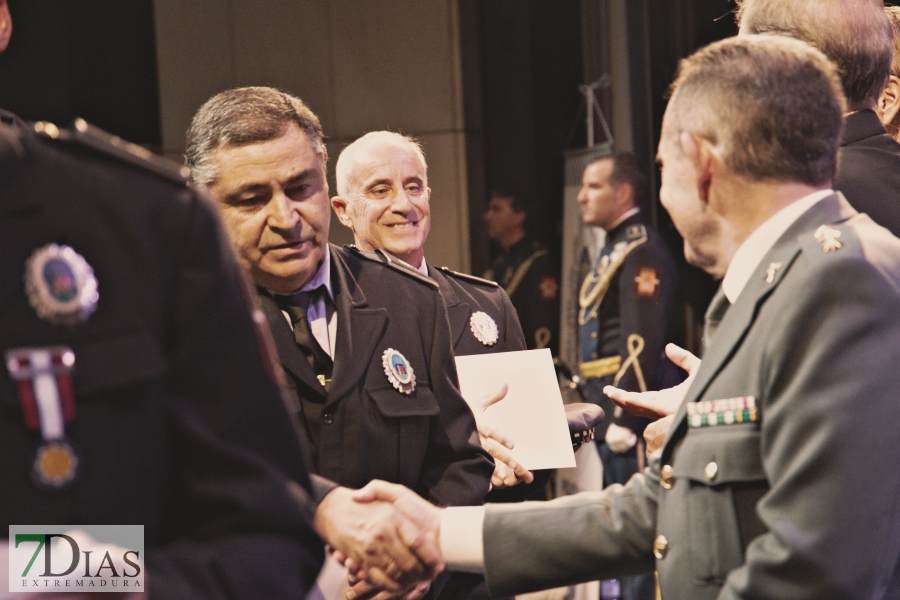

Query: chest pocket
left=673, top=426, right=769, bottom=584
left=365, top=383, right=440, bottom=490
left=367, top=383, right=441, bottom=418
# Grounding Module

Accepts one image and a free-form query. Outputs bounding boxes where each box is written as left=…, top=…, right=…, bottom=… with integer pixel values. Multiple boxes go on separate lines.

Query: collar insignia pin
left=382, top=348, right=416, bottom=394
left=765, top=262, right=783, bottom=284
left=470, top=311, right=499, bottom=346
left=814, top=225, right=843, bottom=253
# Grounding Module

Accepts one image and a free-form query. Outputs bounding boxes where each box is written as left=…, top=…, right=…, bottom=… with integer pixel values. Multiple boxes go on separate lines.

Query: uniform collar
left=841, top=109, right=889, bottom=146
left=607, top=207, right=640, bottom=233
left=722, top=189, right=832, bottom=303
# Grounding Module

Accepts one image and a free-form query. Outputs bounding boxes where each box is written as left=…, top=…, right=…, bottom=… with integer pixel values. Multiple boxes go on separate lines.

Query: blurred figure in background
left=575, top=152, right=676, bottom=600
left=483, top=191, right=560, bottom=355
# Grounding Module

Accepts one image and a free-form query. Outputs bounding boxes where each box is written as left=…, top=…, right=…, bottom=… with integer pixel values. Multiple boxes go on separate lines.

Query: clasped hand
left=472, top=383, right=534, bottom=489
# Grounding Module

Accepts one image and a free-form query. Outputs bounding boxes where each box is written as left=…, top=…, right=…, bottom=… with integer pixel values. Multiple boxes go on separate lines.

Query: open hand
left=604, top=344, right=700, bottom=419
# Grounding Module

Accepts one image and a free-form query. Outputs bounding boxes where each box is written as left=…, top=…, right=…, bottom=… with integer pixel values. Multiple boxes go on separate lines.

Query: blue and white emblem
left=382, top=348, right=416, bottom=394
left=25, top=244, right=99, bottom=326
left=469, top=311, right=498, bottom=346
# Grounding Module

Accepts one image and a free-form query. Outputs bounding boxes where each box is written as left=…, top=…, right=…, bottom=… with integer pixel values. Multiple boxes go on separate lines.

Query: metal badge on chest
left=469, top=311, right=499, bottom=346
left=382, top=348, right=416, bottom=394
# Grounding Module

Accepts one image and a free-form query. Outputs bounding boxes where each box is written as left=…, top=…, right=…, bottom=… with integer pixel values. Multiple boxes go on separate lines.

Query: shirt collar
left=299, top=245, right=333, bottom=301
left=722, top=189, right=832, bottom=303
left=607, top=207, right=640, bottom=232
left=417, top=256, right=429, bottom=276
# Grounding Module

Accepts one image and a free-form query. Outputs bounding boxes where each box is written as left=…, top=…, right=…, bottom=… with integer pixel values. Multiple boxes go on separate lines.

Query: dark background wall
left=0, top=0, right=161, bottom=148
left=461, top=0, right=585, bottom=277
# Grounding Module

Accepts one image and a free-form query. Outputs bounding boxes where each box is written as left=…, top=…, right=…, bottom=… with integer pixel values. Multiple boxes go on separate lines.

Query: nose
left=577, top=187, right=587, bottom=204
left=267, top=192, right=300, bottom=231
left=389, top=188, right=415, bottom=214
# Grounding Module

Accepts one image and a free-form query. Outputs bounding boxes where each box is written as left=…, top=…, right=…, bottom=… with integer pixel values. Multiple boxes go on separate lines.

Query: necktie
left=702, top=285, right=731, bottom=357
left=278, top=289, right=333, bottom=391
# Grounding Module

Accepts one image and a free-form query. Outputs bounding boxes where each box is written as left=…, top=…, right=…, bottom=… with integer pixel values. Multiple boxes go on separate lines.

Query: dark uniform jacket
left=578, top=212, right=676, bottom=437
left=0, top=121, right=324, bottom=598
left=834, top=108, right=900, bottom=238
left=259, top=245, right=493, bottom=507
left=486, top=237, right=560, bottom=355
left=429, top=266, right=526, bottom=356
left=479, top=194, right=900, bottom=599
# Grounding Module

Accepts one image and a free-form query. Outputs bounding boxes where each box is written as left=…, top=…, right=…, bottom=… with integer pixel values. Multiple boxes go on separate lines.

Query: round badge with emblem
left=382, top=348, right=416, bottom=394
left=25, top=244, right=98, bottom=325
left=29, top=437, right=82, bottom=492
left=469, top=311, right=499, bottom=346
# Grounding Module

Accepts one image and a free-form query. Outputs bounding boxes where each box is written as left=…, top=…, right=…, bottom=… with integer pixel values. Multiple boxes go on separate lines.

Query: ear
left=330, top=196, right=355, bottom=230
left=0, top=0, right=12, bottom=53
left=680, top=131, right=714, bottom=204
left=879, top=75, right=900, bottom=131
left=615, top=181, right=634, bottom=207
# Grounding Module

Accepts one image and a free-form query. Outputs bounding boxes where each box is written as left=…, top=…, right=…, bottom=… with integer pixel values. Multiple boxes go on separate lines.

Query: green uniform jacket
left=480, top=193, right=900, bottom=599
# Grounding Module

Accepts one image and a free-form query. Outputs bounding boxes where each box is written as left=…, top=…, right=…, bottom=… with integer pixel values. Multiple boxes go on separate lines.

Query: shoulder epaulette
left=344, top=245, right=438, bottom=289
left=33, top=119, right=190, bottom=185
left=436, top=266, right=499, bottom=288
left=801, top=223, right=860, bottom=260
left=625, top=224, right=647, bottom=242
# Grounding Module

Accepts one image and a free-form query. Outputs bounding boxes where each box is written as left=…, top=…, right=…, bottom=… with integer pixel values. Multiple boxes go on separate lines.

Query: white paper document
left=455, top=348, right=575, bottom=470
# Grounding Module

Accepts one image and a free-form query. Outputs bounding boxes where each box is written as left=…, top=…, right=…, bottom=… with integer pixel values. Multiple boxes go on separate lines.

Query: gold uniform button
left=704, top=462, right=718, bottom=481
left=590, top=331, right=597, bottom=339
left=653, top=535, right=669, bottom=559
left=660, top=464, right=674, bottom=490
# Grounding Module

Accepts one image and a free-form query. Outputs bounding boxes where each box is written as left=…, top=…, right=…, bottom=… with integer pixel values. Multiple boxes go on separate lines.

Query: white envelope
left=455, top=348, right=576, bottom=470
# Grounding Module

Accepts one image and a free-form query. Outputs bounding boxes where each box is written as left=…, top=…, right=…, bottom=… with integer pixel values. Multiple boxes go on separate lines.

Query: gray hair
left=667, top=34, right=845, bottom=186
left=736, top=0, right=892, bottom=111
left=185, top=87, right=325, bottom=187
left=335, top=131, right=427, bottom=198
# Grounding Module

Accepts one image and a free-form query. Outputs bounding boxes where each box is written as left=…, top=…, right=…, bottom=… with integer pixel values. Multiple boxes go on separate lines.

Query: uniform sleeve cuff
left=440, top=506, right=486, bottom=573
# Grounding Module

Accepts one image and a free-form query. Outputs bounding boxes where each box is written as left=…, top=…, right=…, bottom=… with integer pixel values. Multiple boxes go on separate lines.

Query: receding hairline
left=336, top=131, right=427, bottom=197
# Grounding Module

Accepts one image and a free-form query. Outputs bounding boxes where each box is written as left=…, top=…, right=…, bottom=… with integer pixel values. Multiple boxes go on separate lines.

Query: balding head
left=336, top=131, right=427, bottom=197
left=332, top=131, right=432, bottom=268
left=736, top=0, right=892, bottom=111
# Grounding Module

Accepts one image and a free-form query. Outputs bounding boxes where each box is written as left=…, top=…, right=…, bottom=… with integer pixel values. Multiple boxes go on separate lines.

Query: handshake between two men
left=316, top=344, right=700, bottom=600
left=315, top=346, right=699, bottom=600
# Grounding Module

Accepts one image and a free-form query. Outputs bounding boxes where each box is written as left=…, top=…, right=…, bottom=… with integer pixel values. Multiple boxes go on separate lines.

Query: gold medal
left=30, top=437, right=82, bottom=492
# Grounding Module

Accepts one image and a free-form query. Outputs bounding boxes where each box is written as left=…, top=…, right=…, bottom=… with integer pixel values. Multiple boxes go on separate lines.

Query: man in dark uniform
left=329, top=127, right=532, bottom=600
left=575, top=152, right=676, bottom=600
left=483, top=192, right=560, bottom=355
left=737, top=0, right=900, bottom=238
left=331, top=131, right=543, bottom=491
left=184, top=89, right=492, bottom=596
left=0, top=107, right=439, bottom=600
